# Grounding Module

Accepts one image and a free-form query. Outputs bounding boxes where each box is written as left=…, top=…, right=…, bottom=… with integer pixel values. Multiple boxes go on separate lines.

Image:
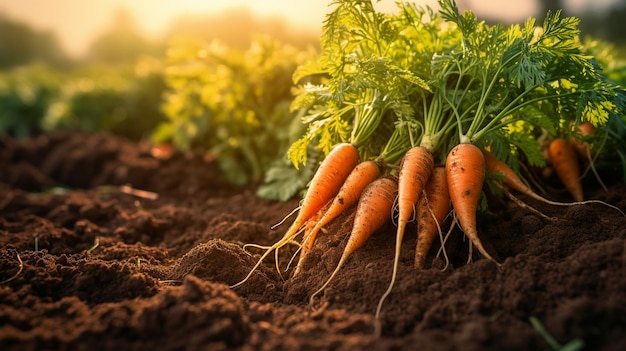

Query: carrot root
left=294, top=161, right=380, bottom=276
left=231, top=142, right=359, bottom=289
left=548, top=138, right=584, bottom=202
left=309, top=177, right=398, bottom=305
left=375, top=147, right=433, bottom=319
left=435, top=215, right=456, bottom=272
left=496, top=183, right=555, bottom=220
left=483, top=145, right=626, bottom=219
left=446, top=143, right=500, bottom=266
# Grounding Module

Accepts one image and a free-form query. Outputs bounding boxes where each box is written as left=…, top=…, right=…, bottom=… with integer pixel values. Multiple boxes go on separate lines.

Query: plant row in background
left=232, top=0, right=626, bottom=322
left=151, top=35, right=317, bottom=186
left=0, top=35, right=319, bottom=194
left=0, top=60, right=165, bottom=141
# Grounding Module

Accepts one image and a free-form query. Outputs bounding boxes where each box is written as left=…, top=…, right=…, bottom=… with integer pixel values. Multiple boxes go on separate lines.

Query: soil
left=1, top=130, right=625, bottom=351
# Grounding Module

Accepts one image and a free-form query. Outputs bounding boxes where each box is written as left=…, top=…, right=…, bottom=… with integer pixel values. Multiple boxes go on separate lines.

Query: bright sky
left=0, top=0, right=614, bottom=58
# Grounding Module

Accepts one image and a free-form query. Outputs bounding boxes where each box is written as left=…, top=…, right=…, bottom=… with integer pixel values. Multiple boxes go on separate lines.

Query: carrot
left=414, top=166, right=450, bottom=269
left=570, top=121, right=608, bottom=192
left=294, top=160, right=380, bottom=275
left=548, top=138, right=583, bottom=202
left=445, top=143, right=499, bottom=265
left=231, top=142, right=359, bottom=288
left=375, top=146, right=433, bottom=319
left=570, top=121, right=595, bottom=157
left=395, top=146, right=435, bottom=252
left=483, top=150, right=537, bottom=196
left=484, top=148, right=626, bottom=218
left=309, top=176, right=398, bottom=305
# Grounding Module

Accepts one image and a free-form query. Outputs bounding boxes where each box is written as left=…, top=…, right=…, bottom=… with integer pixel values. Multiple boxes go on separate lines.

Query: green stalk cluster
left=288, top=0, right=625, bottom=173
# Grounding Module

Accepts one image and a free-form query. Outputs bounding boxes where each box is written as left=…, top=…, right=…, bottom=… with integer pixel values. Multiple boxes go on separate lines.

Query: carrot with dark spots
left=445, top=143, right=499, bottom=265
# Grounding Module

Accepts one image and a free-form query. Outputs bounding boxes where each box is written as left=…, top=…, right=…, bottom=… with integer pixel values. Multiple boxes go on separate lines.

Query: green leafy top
left=284, top=0, right=625, bottom=196
left=288, top=0, right=459, bottom=168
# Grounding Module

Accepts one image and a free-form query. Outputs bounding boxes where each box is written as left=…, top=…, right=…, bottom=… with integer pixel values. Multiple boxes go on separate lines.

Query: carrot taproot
left=294, top=160, right=381, bottom=275
left=231, top=142, right=359, bottom=288
left=483, top=149, right=560, bottom=219
left=548, top=138, right=584, bottom=202
left=445, top=143, right=499, bottom=265
left=374, top=146, right=433, bottom=319
left=309, top=176, right=398, bottom=305
left=414, top=166, right=450, bottom=269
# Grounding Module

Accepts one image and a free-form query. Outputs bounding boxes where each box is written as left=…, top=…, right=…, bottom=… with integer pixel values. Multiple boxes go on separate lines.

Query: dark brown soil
left=1, top=131, right=625, bottom=351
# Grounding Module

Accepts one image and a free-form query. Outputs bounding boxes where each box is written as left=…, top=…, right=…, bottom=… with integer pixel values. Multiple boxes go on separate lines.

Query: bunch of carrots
left=230, top=0, right=626, bottom=322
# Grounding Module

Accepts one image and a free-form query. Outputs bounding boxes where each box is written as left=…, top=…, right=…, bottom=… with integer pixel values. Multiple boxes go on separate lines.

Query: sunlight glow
left=0, top=0, right=613, bottom=58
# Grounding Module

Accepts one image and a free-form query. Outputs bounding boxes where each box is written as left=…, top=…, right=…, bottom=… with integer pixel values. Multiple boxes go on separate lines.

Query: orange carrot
left=309, top=177, right=398, bottom=304
left=483, top=149, right=559, bottom=203
left=570, top=121, right=595, bottom=158
left=445, top=143, right=499, bottom=265
left=414, top=166, right=450, bottom=269
left=294, top=160, right=380, bottom=275
left=231, top=142, right=359, bottom=288
left=570, top=121, right=609, bottom=192
left=395, top=146, right=434, bottom=253
left=375, top=146, right=433, bottom=318
left=548, top=138, right=583, bottom=202
left=485, top=148, right=625, bottom=218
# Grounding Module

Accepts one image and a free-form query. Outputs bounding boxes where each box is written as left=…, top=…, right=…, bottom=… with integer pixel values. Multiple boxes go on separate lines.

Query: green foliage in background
left=0, top=59, right=166, bottom=141
left=0, top=63, right=61, bottom=137
left=154, top=35, right=316, bottom=188
left=0, top=16, right=71, bottom=69
left=43, top=59, right=166, bottom=140
left=2, top=2, right=625, bottom=193
left=581, top=37, right=626, bottom=181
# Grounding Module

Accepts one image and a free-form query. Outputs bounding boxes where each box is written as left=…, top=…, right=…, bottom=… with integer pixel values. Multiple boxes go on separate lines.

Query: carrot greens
left=288, top=0, right=437, bottom=168
left=436, top=0, right=623, bottom=162
left=288, top=2, right=618, bottom=183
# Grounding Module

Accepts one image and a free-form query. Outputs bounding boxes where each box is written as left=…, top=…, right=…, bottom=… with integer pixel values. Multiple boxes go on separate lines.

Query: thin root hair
left=0, top=253, right=23, bottom=285
left=435, top=215, right=457, bottom=272
left=271, top=205, right=301, bottom=230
